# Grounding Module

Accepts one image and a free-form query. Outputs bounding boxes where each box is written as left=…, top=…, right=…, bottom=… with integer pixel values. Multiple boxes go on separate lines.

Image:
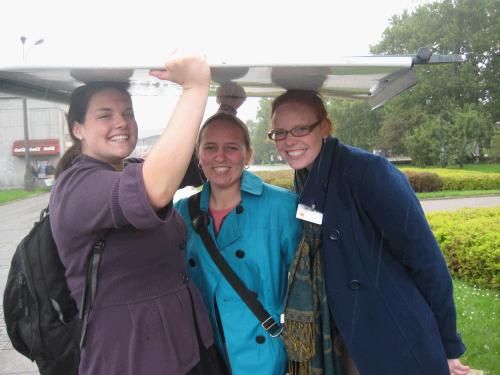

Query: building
left=0, top=94, right=68, bottom=189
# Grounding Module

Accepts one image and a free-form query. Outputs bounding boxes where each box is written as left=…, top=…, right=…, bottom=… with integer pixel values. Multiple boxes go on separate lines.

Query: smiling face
left=198, top=119, right=252, bottom=192
left=271, top=101, right=331, bottom=170
left=72, top=88, right=138, bottom=170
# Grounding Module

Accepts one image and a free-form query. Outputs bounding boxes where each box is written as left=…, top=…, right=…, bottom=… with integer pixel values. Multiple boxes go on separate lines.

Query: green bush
left=401, top=166, right=500, bottom=191
left=254, top=170, right=294, bottom=191
left=405, top=171, right=443, bottom=192
left=255, top=166, right=500, bottom=192
left=270, top=178, right=294, bottom=191
left=427, top=208, right=500, bottom=290
left=440, top=174, right=500, bottom=191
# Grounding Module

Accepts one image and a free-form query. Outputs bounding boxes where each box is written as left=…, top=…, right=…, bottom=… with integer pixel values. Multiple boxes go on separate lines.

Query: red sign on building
left=12, top=139, right=60, bottom=156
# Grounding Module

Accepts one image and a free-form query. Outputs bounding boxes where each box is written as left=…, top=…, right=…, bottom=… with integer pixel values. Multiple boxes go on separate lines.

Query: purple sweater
left=49, top=155, right=213, bottom=375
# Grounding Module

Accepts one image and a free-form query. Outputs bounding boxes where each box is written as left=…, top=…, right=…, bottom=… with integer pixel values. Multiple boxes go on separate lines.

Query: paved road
left=0, top=193, right=49, bottom=374
left=0, top=193, right=498, bottom=374
left=420, top=194, right=500, bottom=212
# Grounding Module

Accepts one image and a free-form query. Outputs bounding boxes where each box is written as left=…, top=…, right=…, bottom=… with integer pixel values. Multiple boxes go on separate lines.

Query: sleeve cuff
left=115, top=163, right=174, bottom=229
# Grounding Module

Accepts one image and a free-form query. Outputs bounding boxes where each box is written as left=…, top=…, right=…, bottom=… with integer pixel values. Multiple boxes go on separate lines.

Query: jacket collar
left=296, top=136, right=338, bottom=214
left=74, top=154, right=115, bottom=170
left=198, top=170, right=263, bottom=249
left=199, top=170, right=263, bottom=211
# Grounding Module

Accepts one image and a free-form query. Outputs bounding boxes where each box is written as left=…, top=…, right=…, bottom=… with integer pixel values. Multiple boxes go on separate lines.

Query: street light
left=19, top=36, right=44, bottom=191
left=20, top=36, right=44, bottom=60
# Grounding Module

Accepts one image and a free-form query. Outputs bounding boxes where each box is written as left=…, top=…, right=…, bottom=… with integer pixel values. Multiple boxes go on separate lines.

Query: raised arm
left=144, top=56, right=210, bottom=210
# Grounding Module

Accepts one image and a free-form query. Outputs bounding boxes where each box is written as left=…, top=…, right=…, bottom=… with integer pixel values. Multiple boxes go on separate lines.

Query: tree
left=326, top=99, right=382, bottom=151
left=403, top=115, right=442, bottom=166
left=369, top=0, right=499, bottom=166
left=487, top=131, right=500, bottom=162
left=376, top=103, right=427, bottom=156
left=371, top=0, right=499, bottom=120
left=249, top=98, right=280, bottom=164
left=446, top=104, right=494, bottom=166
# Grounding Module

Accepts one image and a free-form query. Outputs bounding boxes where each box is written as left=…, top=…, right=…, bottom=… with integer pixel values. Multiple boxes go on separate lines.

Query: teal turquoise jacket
left=175, top=171, right=301, bottom=375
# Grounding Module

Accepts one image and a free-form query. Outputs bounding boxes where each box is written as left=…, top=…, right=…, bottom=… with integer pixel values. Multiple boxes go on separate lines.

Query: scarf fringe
left=283, top=320, right=315, bottom=361
left=287, top=360, right=312, bottom=375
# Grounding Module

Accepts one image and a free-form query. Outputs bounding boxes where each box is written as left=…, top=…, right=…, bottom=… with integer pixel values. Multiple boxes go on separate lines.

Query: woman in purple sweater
left=49, top=56, right=223, bottom=375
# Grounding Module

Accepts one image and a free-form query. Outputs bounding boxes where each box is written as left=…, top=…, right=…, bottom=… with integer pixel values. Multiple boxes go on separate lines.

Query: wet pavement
left=0, top=194, right=48, bottom=374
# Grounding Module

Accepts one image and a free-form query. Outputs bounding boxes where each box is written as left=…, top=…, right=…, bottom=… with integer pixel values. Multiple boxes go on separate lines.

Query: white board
left=0, top=50, right=462, bottom=109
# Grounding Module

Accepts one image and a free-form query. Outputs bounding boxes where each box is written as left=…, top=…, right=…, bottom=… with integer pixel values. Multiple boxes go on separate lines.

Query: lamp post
left=19, top=36, right=44, bottom=191
left=21, top=36, right=44, bottom=60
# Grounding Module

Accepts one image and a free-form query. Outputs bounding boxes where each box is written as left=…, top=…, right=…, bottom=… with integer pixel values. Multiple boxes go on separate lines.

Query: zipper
left=17, top=272, right=29, bottom=317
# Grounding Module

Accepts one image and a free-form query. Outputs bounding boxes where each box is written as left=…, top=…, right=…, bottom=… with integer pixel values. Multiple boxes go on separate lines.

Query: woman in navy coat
left=268, top=90, right=470, bottom=375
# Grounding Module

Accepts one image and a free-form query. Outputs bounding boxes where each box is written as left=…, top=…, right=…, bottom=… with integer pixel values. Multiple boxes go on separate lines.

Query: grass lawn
left=454, top=279, right=499, bottom=375
left=0, top=188, right=50, bottom=205
left=448, top=164, right=500, bottom=173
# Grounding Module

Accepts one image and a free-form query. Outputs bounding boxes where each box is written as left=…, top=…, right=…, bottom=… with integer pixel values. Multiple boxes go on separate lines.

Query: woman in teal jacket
left=175, top=87, right=301, bottom=374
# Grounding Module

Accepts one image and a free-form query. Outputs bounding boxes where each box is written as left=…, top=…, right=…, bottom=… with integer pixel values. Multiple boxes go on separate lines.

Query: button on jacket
left=176, top=171, right=301, bottom=375
left=297, top=137, right=465, bottom=375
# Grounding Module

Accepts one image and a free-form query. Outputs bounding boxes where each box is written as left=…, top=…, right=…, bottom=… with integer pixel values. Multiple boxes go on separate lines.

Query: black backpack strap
left=40, top=206, right=49, bottom=221
left=79, top=230, right=109, bottom=349
left=188, top=193, right=282, bottom=337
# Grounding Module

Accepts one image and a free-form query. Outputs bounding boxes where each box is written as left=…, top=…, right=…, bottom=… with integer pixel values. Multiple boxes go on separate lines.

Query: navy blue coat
left=296, top=137, right=465, bottom=375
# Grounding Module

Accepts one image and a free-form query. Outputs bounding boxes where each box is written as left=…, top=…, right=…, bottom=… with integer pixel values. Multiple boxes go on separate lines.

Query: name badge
left=296, top=203, right=323, bottom=225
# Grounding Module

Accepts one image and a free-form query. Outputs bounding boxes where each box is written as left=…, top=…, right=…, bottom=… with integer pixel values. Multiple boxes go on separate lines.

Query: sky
left=1, top=0, right=435, bottom=137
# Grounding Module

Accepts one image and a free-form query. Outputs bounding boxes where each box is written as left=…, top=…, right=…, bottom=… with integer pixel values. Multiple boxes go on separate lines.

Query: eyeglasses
left=267, top=119, right=322, bottom=141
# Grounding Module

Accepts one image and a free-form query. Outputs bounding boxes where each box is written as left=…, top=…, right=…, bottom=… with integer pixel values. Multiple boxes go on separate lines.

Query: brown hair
left=271, top=90, right=328, bottom=121
left=197, top=112, right=252, bottom=153
left=197, top=83, right=252, bottom=154
left=55, top=82, right=131, bottom=177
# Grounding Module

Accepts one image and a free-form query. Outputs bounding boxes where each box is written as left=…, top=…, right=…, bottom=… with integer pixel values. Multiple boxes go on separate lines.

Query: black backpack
left=3, top=207, right=106, bottom=375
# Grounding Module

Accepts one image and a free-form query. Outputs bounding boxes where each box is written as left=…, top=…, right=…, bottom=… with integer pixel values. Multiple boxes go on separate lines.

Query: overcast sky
left=2, top=0, right=435, bottom=137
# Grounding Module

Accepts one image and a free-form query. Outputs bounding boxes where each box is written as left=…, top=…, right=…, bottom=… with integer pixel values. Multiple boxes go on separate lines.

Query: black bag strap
left=188, top=193, right=282, bottom=337
left=78, top=230, right=109, bottom=348
left=40, top=206, right=108, bottom=349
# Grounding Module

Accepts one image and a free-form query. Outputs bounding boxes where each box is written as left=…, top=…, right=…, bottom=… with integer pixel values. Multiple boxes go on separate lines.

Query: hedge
left=255, top=168, right=500, bottom=192
left=427, top=208, right=500, bottom=290
left=404, top=172, right=443, bottom=192
left=440, top=174, right=500, bottom=190
left=255, top=170, right=294, bottom=191
left=401, top=167, right=500, bottom=191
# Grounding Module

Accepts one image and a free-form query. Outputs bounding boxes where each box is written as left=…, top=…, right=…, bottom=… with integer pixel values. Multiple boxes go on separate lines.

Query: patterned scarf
left=283, top=169, right=344, bottom=375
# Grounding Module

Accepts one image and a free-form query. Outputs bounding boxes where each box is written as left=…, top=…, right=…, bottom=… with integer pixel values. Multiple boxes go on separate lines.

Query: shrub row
left=401, top=167, right=500, bottom=191
left=427, top=208, right=500, bottom=290
left=255, top=170, right=294, bottom=191
left=404, top=172, right=443, bottom=192
left=255, top=168, right=500, bottom=193
left=440, top=174, right=500, bottom=191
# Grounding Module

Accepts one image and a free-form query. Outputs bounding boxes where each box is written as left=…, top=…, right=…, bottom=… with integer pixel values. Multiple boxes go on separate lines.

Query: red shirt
left=210, top=205, right=235, bottom=234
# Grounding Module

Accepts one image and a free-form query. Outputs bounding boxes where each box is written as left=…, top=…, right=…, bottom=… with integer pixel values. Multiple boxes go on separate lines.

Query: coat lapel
left=199, top=171, right=263, bottom=251
left=297, top=136, right=337, bottom=214
left=215, top=210, right=241, bottom=249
